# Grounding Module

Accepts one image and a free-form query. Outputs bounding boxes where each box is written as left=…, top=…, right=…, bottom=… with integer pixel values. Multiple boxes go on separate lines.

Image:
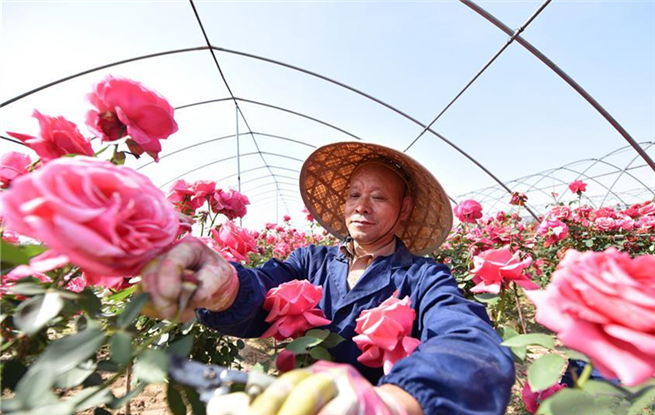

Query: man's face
left=344, top=163, right=411, bottom=247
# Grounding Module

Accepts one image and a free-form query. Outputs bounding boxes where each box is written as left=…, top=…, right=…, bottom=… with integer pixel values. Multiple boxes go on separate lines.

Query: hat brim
left=299, top=142, right=453, bottom=255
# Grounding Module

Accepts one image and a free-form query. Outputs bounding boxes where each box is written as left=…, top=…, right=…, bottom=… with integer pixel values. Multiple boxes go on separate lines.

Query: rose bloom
left=470, top=247, right=538, bottom=294
left=594, top=217, right=616, bottom=232
left=568, top=180, right=587, bottom=194
left=522, top=382, right=566, bottom=414
left=353, top=294, right=421, bottom=375
left=526, top=248, right=655, bottom=386
left=86, top=75, right=178, bottom=161
left=167, top=179, right=200, bottom=215
left=261, top=280, right=331, bottom=340
left=283, top=214, right=291, bottom=222
left=537, top=219, right=569, bottom=247
left=0, top=152, right=32, bottom=188
left=510, top=192, right=528, bottom=206
left=210, top=189, right=250, bottom=220
left=1, top=157, right=179, bottom=283
left=547, top=206, right=572, bottom=221
left=302, top=207, right=314, bottom=222
left=453, top=199, right=483, bottom=224
left=8, top=110, right=93, bottom=162
left=211, top=220, right=257, bottom=262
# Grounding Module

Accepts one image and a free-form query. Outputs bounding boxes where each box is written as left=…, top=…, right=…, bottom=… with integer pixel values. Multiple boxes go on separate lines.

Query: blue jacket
left=197, top=239, right=515, bottom=415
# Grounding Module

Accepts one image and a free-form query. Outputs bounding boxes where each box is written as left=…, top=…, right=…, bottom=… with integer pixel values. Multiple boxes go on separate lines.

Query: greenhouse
left=1, top=1, right=654, bottom=414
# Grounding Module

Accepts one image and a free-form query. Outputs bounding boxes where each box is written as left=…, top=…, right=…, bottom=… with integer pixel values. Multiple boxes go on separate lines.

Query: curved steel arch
left=177, top=97, right=364, bottom=142
left=0, top=44, right=530, bottom=218
left=601, top=143, right=655, bottom=206
left=159, top=151, right=304, bottom=189
left=461, top=0, right=655, bottom=173
left=242, top=181, right=298, bottom=193
left=241, top=174, right=298, bottom=186
left=216, top=165, right=300, bottom=183
left=137, top=131, right=315, bottom=172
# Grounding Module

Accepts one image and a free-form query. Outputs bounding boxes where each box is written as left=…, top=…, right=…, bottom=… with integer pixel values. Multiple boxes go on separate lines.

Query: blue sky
left=1, top=1, right=654, bottom=227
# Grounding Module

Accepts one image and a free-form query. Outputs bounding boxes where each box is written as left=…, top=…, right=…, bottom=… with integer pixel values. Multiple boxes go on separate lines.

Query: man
left=142, top=142, right=515, bottom=415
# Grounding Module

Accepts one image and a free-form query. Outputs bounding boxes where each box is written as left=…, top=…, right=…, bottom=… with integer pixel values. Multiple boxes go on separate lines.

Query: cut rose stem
left=513, top=283, right=527, bottom=334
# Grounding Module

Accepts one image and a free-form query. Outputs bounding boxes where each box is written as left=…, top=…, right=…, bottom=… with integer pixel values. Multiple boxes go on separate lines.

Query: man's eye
left=349, top=193, right=360, bottom=198
left=373, top=196, right=386, bottom=201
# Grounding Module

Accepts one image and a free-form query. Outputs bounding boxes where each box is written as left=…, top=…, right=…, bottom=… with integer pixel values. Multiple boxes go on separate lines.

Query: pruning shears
left=168, top=354, right=275, bottom=404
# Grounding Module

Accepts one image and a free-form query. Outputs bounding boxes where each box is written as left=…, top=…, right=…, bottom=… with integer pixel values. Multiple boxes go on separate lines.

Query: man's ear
left=400, top=196, right=413, bottom=222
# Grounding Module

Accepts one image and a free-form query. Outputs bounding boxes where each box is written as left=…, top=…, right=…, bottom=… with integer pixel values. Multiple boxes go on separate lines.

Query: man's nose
left=354, top=197, right=372, bottom=213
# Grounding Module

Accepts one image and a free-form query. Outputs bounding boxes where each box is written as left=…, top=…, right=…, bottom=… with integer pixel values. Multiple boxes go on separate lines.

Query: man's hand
left=140, top=236, right=239, bottom=321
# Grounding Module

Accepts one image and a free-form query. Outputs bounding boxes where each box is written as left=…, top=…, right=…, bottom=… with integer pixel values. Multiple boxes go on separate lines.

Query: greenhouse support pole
left=236, top=104, right=242, bottom=227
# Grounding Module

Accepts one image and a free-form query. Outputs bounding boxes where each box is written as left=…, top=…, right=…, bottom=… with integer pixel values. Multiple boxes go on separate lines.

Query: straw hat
left=299, top=141, right=453, bottom=255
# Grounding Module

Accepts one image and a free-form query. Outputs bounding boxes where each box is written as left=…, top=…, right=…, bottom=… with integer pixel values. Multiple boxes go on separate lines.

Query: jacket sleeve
left=379, top=263, right=515, bottom=415
left=195, top=248, right=308, bottom=338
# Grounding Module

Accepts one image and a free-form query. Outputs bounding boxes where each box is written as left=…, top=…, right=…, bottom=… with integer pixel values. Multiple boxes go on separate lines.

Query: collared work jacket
left=198, top=239, right=515, bottom=415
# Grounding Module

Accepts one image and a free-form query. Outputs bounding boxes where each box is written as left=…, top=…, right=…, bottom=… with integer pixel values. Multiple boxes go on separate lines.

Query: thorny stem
left=126, top=363, right=132, bottom=415
left=512, top=283, right=527, bottom=334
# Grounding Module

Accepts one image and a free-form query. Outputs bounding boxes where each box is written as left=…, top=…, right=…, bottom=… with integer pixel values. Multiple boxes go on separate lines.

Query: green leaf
left=35, top=327, right=106, bottom=375
left=563, top=349, right=590, bottom=363
left=106, top=285, right=137, bottom=302
left=14, top=365, right=58, bottom=409
left=497, top=325, right=520, bottom=341
left=77, top=288, right=102, bottom=317
left=94, top=408, right=113, bottom=415
left=168, top=335, right=194, bottom=358
left=8, top=282, right=46, bottom=296
left=501, top=333, right=555, bottom=349
left=629, top=385, right=655, bottom=414
left=0, top=240, right=30, bottom=266
left=309, top=346, right=332, bottom=362
left=96, top=360, right=119, bottom=373
left=134, top=348, right=168, bottom=384
left=13, top=291, right=65, bottom=335
left=537, top=388, right=630, bottom=415
left=528, top=354, right=567, bottom=392
left=56, top=360, right=97, bottom=388
left=305, top=329, right=330, bottom=340
left=1, top=359, right=27, bottom=391
left=116, top=292, right=149, bottom=328
left=320, top=332, right=345, bottom=349
left=70, top=386, right=114, bottom=412
left=585, top=239, right=595, bottom=248
left=167, top=383, right=187, bottom=415
left=107, top=382, right=146, bottom=410
left=286, top=335, right=325, bottom=354
left=183, top=386, right=206, bottom=415
left=474, top=293, right=500, bottom=305
left=110, top=331, right=133, bottom=366
left=582, top=380, right=626, bottom=397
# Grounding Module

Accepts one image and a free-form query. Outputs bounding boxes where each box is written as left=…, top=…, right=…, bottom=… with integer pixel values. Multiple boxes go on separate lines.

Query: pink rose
left=537, top=219, right=569, bottom=247
left=211, top=220, right=257, bottom=263
left=547, top=206, right=572, bottom=221
left=261, top=280, right=331, bottom=340
left=526, top=248, right=655, bottom=386
left=167, top=179, right=198, bottom=215
left=618, top=216, right=635, bottom=231
left=302, top=207, right=314, bottom=222
left=510, top=192, right=528, bottom=206
left=0, top=152, right=32, bottom=188
left=453, top=199, right=483, bottom=224
left=283, top=215, right=291, bottom=222
left=210, top=189, right=250, bottom=220
left=594, top=217, right=616, bottom=232
left=470, top=247, right=537, bottom=294
left=353, top=294, right=421, bottom=375
left=86, top=76, right=178, bottom=161
left=568, top=180, right=587, bottom=195
left=522, top=382, right=566, bottom=413
left=1, top=157, right=179, bottom=281
left=8, top=110, right=93, bottom=162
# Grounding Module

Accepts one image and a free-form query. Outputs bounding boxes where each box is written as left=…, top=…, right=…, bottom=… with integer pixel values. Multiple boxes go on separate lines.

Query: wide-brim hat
left=299, top=141, right=453, bottom=255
